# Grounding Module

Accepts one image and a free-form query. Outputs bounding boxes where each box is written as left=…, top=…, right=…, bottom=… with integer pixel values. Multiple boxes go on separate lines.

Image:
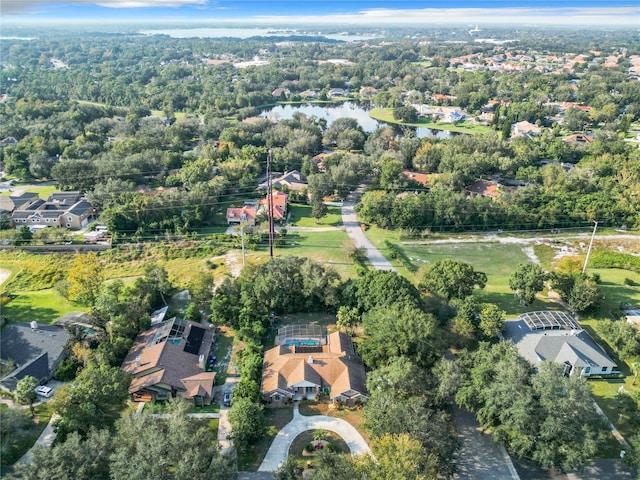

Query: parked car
left=35, top=385, right=53, bottom=398
left=223, top=390, right=232, bottom=407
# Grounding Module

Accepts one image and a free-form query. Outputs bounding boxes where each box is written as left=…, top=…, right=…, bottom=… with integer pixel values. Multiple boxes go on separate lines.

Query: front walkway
left=15, top=414, right=60, bottom=465
left=258, top=403, right=372, bottom=472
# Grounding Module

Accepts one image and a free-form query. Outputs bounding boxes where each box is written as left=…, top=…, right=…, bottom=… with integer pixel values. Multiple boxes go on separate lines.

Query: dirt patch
left=0, top=269, right=10, bottom=288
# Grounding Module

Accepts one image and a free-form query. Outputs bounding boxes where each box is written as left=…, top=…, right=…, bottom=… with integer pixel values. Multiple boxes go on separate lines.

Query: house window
left=584, top=367, right=590, bottom=374
left=45, top=219, right=49, bottom=223
left=53, top=219, right=57, bottom=222
left=66, top=223, right=71, bottom=227
left=22, top=219, right=26, bottom=222
left=602, top=366, right=608, bottom=373
left=67, top=216, right=72, bottom=221
left=274, top=395, right=281, bottom=401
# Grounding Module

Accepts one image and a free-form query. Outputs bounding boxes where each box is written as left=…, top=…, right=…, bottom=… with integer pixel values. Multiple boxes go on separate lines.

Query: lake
left=261, top=103, right=455, bottom=139
left=138, top=28, right=380, bottom=42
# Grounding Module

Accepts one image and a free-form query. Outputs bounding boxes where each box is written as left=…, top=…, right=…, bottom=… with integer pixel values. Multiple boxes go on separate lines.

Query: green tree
left=360, top=303, right=441, bottom=369
left=67, top=252, right=104, bottom=306
left=13, top=225, right=33, bottom=246
left=478, top=303, right=506, bottom=339
left=393, top=106, right=418, bottom=123
left=419, top=260, right=487, bottom=300
left=228, top=397, right=266, bottom=450
left=15, top=375, right=39, bottom=417
left=9, top=429, right=113, bottom=480
left=509, top=263, right=546, bottom=306
left=0, top=408, right=34, bottom=464
left=51, top=363, right=130, bottom=439
left=110, top=407, right=234, bottom=480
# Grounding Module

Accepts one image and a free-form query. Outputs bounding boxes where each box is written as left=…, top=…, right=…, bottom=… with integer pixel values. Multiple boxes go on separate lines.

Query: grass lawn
left=288, top=430, right=350, bottom=469
left=237, top=406, right=293, bottom=471
left=270, top=230, right=356, bottom=279
left=585, top=268, right=640, bottom=319
left=299, top=401, right=369, bottom=443
left=1, top=289, right=86, bottom=324
left=211, top=326, right=235, bottom=385
left=287, top=204, right=343, bottom=228
left=363, top=227, right=560, bottom=315
left=0, top=402, right=54, bottom=467
left=369, top=108, right=494, bottom=135
left=0, top=184, right=57, bottom=199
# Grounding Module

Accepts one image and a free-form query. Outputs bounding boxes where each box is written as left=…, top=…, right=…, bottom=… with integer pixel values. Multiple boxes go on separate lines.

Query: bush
left=54, top=357, right=81, bottom=381
left=624, top=278, right=636, bottom=287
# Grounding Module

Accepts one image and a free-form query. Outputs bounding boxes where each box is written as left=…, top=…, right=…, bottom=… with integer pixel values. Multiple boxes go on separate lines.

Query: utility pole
left=240, top=224, right=246, bottom=267
left=582, top=220, right=598, bottom=274
left=267, top=148, right=275, bottom=259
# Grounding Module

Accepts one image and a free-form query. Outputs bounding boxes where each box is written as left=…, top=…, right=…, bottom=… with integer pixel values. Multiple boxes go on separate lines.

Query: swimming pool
left=284, top=339, right=320, bottom=347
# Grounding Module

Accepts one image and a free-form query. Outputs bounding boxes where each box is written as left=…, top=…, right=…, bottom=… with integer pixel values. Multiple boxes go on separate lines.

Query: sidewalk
left=15, top=414, right=60, bottom=465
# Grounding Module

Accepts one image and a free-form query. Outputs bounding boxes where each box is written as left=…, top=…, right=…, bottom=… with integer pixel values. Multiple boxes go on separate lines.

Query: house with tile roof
left=226, top=204, right=258, bottom=226
left=122, top=317, right=217, bottom=405
left=504, top=311, right=617, bottom=378
left=259, top=191, right=288, bottom=221
left=262, top=331, right=367, bottom=406
left=511, top=120, right=542, bottom=138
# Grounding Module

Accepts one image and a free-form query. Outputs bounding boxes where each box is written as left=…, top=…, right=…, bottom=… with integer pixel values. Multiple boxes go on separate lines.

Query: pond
left=261, top=102, right=456, bottom=139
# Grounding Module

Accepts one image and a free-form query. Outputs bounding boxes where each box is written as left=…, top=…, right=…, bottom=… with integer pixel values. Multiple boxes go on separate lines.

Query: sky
left=1, top=0, right=639, bottom=27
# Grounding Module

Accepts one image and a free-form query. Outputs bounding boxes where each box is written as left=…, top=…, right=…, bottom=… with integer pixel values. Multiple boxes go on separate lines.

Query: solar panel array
left=520, top=311, right=580, bottom=331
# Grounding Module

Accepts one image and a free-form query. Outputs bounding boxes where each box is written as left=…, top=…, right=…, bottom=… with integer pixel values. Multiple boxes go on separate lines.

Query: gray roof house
left=504, top=311, right=617, bottom=377
left=0, top=323, right=70, bottom=391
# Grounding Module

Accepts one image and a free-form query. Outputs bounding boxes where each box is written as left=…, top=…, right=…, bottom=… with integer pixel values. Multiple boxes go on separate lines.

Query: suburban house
left=0, top=192, right=40, bottom=215
left=328, top=88, right=346, bottom=97
left=262, top=329, right=368, bottom=406
left=465, top=180, right=515, bottom=199
left=259, top=170, right=308, bottom=193
left=623, top=306, right=640, bottom=328
left=0, top=322, right=70, bottom=392
left=272, top=88, right=291, bottom=98
left=226, top=203, right=258, bottom=226
left=121, top=317, right=217, bottom=405
left=0, top=136, right=19, bottom=146
left=511, top=121, right=542, bottom=138
left=7, top=192, right=94, bottom=230
left=504, top=311, right=617, bottom=377
left=402, top=170, right=431, bottom=187
left=259, top=191, right=288, bottom=221
left=300, top=90, right=319, bottom=100
left=562, top=133, right=594, bottom=145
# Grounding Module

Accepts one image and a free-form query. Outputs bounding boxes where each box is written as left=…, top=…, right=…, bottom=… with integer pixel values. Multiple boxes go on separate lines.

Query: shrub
left=624, top=278, right=636, bottom=287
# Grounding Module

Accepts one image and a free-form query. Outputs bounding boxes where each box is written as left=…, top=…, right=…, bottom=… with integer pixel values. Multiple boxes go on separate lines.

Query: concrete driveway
left=341, top=185, right=396, bottom=272
left=258, top=404, right=372, bottom=472
left=216, top=376, right=239, bottom=456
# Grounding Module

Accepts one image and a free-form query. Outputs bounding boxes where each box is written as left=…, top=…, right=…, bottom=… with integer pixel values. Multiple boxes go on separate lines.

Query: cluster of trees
left=436, top=342, right=610, bottom=471
left=9, top=404, right=234, bottom=480
left=357, top=132, right=640, bottom=232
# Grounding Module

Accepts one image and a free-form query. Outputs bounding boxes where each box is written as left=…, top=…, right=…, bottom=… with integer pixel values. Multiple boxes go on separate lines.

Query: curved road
left=258, top=404, right=372, bottom=472
left=341, top=185, right=396, bottom=272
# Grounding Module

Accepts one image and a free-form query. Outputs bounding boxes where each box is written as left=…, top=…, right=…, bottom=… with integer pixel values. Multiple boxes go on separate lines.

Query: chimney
left=199, top=354, right=205, bottom=370
left=308, top=356, right=314, bottom=364
left=135, top=356, right=141, bottom=366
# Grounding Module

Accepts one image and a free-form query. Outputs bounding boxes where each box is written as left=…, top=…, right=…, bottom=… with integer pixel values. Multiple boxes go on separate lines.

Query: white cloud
left=251, top=6, right=640, bottom=27
left=1, top=0, right=209, bottom=15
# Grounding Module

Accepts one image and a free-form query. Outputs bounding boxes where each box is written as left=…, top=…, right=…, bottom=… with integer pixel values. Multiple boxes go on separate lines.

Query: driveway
left=258, top=403, right=372, bottom=472
left=216, top=376, right=239, bottom=456
left=453, top=406, right=519, bottom=480
left=341, top=185, right=396, bottom=271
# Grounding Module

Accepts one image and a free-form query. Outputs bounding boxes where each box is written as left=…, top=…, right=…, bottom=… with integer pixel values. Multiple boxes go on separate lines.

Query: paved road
left=341, top=185, right=396, bottom=271
left=453, top=407, right=520, bottom=480
left=258, top=403, right=372, bottom=472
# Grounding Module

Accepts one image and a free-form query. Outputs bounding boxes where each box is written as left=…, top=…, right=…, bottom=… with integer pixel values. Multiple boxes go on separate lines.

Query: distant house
left=226, top=204, right=258, bottom=226
left=465, top=180, right=513, bottom=199
left=562, top=133, right=593, bottom=145
left=402, top=170, right=431, bottom=187
left=328, top=88, right=346, bottom=97
left=623, top=306, right=640, bottom=328
left=442, top=109, right=466, bottom=123
left=260, top=170, right=308, bottom=192
left=300, top=90, right=319, bottom=100
left=7, top=191, right=94, bottom=230
left=511, top=121, right=542, bottom=138
left=310, top=153, right=335, bottom=171
left=272, top=88, right=291, bottom=98
left=121, top=317, right=217, bottom=404
left=0, top=136, right=18, bottom=146
left=359, top=86, right=378, bottom=98
left=0, top=323, right=70, bottom=392
left=262, top=330, right=367, bottom=406
left=504, top=311, right=617, bottom=377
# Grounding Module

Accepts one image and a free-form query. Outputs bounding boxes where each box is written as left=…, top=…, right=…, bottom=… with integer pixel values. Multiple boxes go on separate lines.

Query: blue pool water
left=284, top=339, right=320, bottom=347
